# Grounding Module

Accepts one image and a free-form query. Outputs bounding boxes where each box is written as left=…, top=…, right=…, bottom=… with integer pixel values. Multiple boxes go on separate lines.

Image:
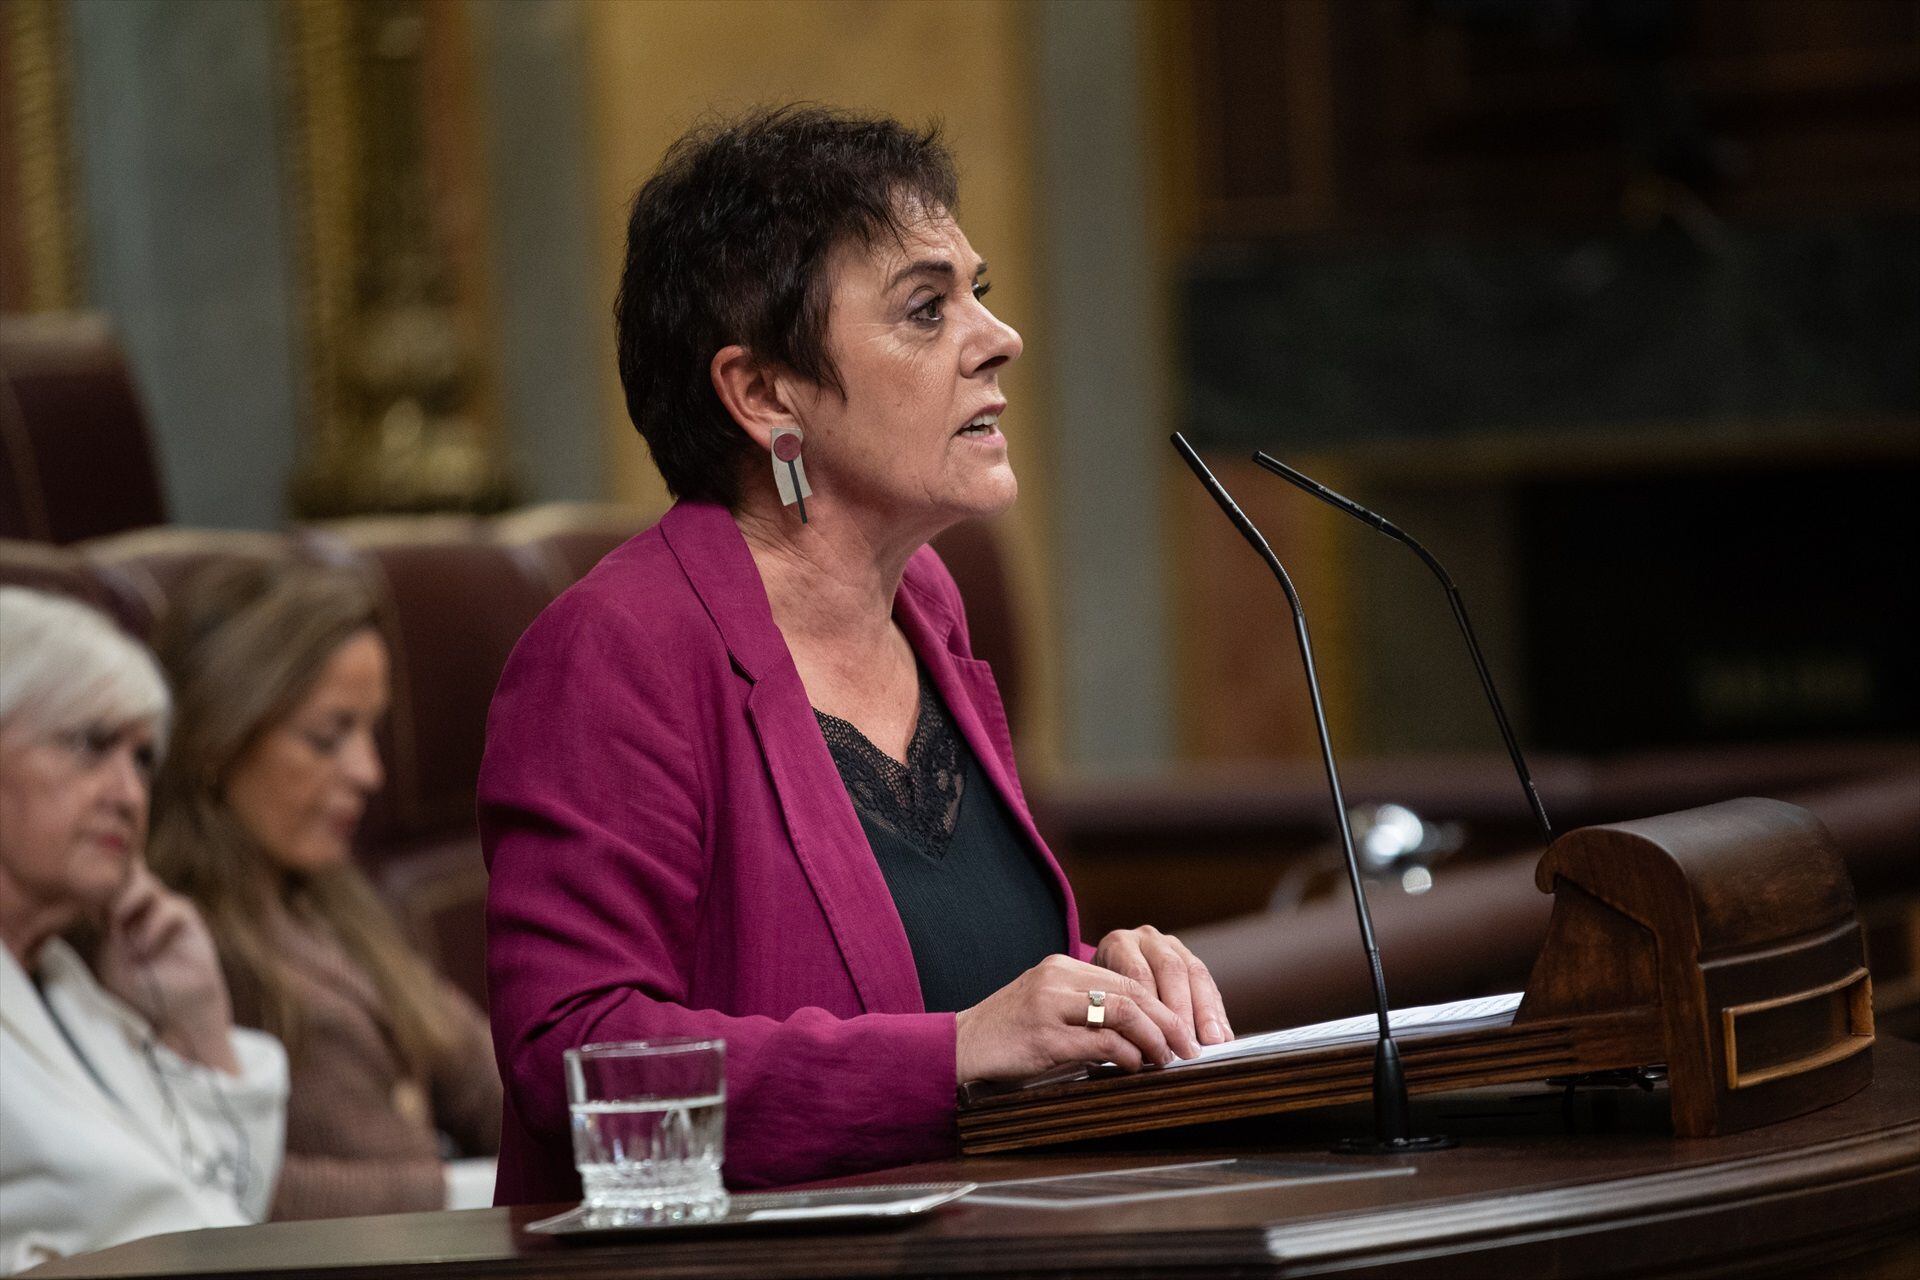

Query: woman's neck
left=266, top=865, right=321, bottom=921
left=733, top=496, right=924, bottom=660
left=0, top=872, right=77, bottom=968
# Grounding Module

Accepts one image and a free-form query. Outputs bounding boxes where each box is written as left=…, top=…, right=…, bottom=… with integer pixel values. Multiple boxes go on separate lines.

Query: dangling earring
left=771, top=426, right=811, bottom=523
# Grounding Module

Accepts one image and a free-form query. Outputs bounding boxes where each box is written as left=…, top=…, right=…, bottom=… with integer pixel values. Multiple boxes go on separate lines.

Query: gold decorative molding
left=3, top=0, right=82, bottom=312
left=283, top=0, right=357, bottom=470
left=282, top=0, right=511, bottom=517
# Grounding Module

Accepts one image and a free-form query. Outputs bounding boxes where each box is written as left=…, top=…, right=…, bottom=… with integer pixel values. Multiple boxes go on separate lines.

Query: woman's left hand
left=1093, top=926, right=1234, bottom=1047
left=96, top=864, right=241, bottom=1074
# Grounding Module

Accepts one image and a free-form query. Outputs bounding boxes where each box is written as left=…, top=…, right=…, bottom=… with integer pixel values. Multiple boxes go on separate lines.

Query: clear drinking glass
left=565, top=1037, right=728, bottom=1222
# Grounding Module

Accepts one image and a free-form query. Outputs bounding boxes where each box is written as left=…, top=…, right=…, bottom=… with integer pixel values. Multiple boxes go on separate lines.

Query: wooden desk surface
left=34, top=1040, right=1920, bottom=1280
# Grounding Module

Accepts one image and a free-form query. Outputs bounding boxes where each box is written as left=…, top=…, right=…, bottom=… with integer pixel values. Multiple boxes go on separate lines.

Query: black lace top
left=816, top=669, right=1067, bottom=1013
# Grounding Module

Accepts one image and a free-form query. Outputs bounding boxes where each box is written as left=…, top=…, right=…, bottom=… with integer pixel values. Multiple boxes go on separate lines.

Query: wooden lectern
left=959, top=797, right=1875, bottom=1153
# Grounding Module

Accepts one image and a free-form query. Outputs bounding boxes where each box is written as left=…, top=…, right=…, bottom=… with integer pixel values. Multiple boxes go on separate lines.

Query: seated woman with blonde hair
left=1, top=587, right=286, bottom=1275
left=146, top=558, right=500, bottom=1219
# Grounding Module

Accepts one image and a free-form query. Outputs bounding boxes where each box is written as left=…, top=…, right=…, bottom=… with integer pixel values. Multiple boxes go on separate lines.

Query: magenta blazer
left=479, top=500, right=1090, bottom=1203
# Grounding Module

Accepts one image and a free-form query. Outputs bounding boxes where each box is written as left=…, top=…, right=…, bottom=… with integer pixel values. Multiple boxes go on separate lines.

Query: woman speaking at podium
left=480, top=107, right=1231, bottom=1200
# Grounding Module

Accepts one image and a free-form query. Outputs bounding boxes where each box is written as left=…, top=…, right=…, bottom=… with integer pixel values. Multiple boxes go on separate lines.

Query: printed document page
left=1168, top=992, right=1524, bottom=1070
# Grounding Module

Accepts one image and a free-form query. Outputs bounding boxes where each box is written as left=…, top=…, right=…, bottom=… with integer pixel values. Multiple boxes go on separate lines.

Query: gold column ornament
left=2, top=0, right=82, bottom=312
left=284, top=0, right=512, bottom=516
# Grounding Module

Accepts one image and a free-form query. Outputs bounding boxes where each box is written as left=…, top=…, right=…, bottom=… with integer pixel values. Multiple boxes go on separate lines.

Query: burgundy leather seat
left=0, top=506, right=647, bottom=1007
left=0, top=536, right=135, bottom=631
left=315, top=512, right=643, bottom=1005
left=0, top=314, right=169, bottom=544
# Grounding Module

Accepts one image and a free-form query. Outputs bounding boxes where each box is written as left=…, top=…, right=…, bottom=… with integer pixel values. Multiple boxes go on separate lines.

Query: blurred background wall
left=572, top=0, right=1076, bottom=773
left=4, top=0, right=1917, bottom=784
left=1164, top=0, right=1919, bottom=778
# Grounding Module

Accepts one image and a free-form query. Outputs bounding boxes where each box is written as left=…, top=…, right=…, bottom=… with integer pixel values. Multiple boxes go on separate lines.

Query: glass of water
left=565, top=1037, right=727, bottom=1222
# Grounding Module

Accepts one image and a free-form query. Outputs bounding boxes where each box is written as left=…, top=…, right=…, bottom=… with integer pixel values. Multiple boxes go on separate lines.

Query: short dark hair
left=615, top=106, right=960, bottom=507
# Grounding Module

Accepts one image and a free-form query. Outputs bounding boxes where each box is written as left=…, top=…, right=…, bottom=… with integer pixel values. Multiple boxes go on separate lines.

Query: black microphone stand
left=1251, top=452, right=1553, bottom=847
left=1172, top=434, right=1452, bottom=1154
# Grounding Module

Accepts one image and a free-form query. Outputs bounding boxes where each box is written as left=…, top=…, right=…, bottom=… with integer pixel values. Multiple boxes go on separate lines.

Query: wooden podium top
left=34, top=1039, right=1920, bottom=1280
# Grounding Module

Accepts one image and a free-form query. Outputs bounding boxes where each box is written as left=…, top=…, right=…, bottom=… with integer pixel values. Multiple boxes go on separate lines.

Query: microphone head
left=1253, top=451, right=1311, bottom=487
left=1170, top=431, right=1207, bottom=476
left=1172, top=433, right=1229, bottom=501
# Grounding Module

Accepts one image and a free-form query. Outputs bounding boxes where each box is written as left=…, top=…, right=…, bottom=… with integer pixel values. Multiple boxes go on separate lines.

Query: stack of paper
left=1167, top=992, right=1524, bottom=1070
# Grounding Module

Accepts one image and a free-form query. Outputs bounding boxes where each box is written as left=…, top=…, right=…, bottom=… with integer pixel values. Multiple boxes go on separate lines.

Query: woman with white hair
left=0, top=587, right=286, bottom=1276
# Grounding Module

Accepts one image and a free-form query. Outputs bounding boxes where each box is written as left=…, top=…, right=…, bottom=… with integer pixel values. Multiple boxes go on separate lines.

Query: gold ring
left=1086, top=989, right=1107, bottom=1027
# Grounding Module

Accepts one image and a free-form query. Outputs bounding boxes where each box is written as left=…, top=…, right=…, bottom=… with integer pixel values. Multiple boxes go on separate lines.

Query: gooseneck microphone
left=1172, top=433, right=1451, bottom=1155
left=1252, top=452, right=1554, bottom=847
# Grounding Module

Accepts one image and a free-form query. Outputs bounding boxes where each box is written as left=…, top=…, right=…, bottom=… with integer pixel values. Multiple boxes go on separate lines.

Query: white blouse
left=0, top=938, right=287, bottom=1275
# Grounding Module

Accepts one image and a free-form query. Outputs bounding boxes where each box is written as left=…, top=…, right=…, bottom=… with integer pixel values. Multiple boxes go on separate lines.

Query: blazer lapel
left=744, top=672, right=926, bottom=1013
left=661, top=502, right=925, bottom=1014
left=0, top=943, right=113, bottom=1112
left=1, top=941, right=191, bottom=1168
left=897, top=572, right=1087, bottom=955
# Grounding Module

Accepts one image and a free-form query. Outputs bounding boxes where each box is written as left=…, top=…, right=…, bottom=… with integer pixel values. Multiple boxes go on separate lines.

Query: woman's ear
left=710, top=345, right=796, bottom=452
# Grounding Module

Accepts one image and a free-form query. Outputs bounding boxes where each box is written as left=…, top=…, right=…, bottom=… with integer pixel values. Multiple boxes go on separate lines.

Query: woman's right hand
left=955, top=954, right=1203, bottom=1083
left=95, top=864, right=240, bottom=1074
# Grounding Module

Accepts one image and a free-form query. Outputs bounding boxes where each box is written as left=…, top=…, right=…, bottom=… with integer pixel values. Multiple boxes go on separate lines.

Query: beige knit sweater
left=229, top=904, right=501, bottom=1221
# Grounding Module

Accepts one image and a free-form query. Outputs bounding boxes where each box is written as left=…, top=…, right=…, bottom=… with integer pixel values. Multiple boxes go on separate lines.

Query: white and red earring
left=771, top=426, right=811, bottom=523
